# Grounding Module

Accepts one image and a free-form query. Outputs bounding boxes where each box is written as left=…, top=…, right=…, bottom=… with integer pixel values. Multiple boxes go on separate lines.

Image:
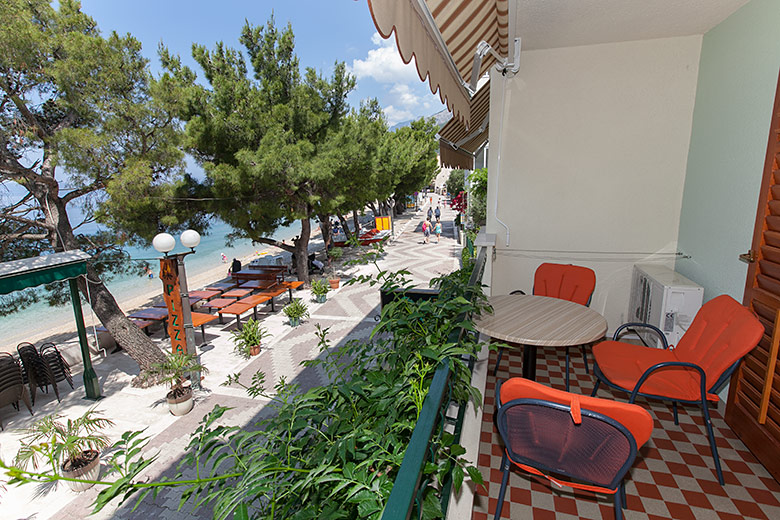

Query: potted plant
left=143, top=353, right=208, bottom=416
left=231, top=318, right=271, bottom=358
left=311, top=278, right=329, bottom=303
left=282, top=298, right=309, bottom=327
left=15, top=409, right=114, bottom=492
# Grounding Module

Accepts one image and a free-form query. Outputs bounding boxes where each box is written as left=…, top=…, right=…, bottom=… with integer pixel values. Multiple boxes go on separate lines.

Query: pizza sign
left=159, top=258, right=188, bottom=355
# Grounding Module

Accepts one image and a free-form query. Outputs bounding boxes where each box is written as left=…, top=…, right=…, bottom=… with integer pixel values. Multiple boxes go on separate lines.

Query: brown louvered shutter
left=726, top=69, right=780, bottom=483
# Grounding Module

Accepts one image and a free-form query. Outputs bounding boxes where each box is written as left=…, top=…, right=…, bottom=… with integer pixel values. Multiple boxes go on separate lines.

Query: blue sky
left=78, top=0, right=445, bottom=126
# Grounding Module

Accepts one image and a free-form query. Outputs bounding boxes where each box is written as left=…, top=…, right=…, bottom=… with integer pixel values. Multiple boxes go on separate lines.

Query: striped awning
left=438, top=81, right=490, bottom=170
left=367, top=0, right=508, bottom=128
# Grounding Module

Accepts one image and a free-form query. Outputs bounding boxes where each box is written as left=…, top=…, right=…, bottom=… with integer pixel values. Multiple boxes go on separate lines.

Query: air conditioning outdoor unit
left=628, top=264, right=704, bottom=348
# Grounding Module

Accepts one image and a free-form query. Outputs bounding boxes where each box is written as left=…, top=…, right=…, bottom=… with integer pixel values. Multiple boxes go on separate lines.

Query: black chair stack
left=17, top=342, right=61, bottom=404
left=39, top=343, right=74, bottom=390
left=0, top=352, right=34, bottom=430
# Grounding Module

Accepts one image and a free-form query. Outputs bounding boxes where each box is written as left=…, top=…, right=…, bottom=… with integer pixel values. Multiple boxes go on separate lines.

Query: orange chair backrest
left=534, top=263, right=596, bottom=306
left=500, top=378, right=653, bottom=447
left=673, top=294, right=763, bottom=388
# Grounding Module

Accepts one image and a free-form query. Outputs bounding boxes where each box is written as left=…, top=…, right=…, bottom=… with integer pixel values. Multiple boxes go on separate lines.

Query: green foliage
left=282, top=298, right=310, bottom=320
left=14, top=409, right=114, bottom=473
left=446, top=170, right=467, bottom=197
left=311, top=278, right=330, bottom=296
left=327, top=247, right=344, bottom=260
left=1, top=263, right=490, bottom=519
left=141, top=353, right=208, bottom=394
left=376, top=118, right=440, bottom=202
left=468, top=168, right=487, bottom=227
left=231, top=318, right=271, bottom=358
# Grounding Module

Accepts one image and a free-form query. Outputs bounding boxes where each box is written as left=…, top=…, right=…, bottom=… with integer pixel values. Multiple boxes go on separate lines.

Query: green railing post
left=69, top=278, right=101, bottom=399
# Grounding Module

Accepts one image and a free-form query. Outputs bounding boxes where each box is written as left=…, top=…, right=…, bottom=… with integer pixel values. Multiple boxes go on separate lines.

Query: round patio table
left=474, top=294, right=608, bottom=381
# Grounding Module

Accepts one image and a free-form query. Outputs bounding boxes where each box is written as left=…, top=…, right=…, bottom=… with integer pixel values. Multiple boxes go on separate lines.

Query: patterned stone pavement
left=1, top=195, right=459, bottom=520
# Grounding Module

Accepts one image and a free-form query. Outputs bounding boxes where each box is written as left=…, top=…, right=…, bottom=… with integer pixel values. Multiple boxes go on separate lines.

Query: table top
left=232, top=269, right=282, bottom=281
left=219, top=301, right=253, bottom=315
left=153, top=295, right=203, bottom=308
left=190, top=289, right=221, bottom=300
left=241, top=294, right=272, bottom=306
left=474, top=294, right=607, bottom=347
left=201, top=298, right=235, bottom=310
left=239, top=279, right=277, bottom=290
left=190, top=312, right=218, bottom=327
left=128, top=307, right=169, bottom=321
left=206, top=282, right=236, bottom=291
left=223, top=288, right=252, bottom=299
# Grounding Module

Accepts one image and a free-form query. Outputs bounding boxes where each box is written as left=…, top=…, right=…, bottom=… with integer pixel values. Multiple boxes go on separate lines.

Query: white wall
left=485, top=36, right=702, bottom=330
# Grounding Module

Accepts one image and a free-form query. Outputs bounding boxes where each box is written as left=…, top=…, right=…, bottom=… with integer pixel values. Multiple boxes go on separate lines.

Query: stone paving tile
left=1, top=197, right=459, bottom=520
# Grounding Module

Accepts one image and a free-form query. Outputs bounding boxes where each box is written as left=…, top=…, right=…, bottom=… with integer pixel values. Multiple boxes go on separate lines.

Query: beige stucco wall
left=485, top=35, right=702, bottom=331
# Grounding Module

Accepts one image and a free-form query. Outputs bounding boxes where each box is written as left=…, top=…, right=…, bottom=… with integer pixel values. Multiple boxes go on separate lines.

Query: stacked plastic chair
left=0, top=353, right=34, bottom=430
left=17, top=342, right=61, bottom=404
left=39, top=343, right=74, bottom=390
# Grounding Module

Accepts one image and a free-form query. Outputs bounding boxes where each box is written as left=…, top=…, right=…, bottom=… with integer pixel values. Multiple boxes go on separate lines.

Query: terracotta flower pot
left=250, top=344, right=261, bottom=356
left=167, top=386, right=194, bottom=416
left=328, top=278, right=340, bottom=289
left=61, top=449, right=100, bottom=492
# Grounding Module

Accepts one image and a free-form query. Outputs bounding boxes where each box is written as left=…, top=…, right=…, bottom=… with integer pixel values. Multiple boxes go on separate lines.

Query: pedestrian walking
left=422, top=218, right=431, bottom=244
left=427, top=206, right=433, bottom=220
left=434, top=219, right=442, bottom=243
left=434, top=205, right=441, bottom=219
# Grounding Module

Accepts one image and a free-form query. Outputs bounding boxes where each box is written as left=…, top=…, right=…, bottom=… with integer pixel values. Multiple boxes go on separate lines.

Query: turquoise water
left=2, top=219, right=301, bottom=346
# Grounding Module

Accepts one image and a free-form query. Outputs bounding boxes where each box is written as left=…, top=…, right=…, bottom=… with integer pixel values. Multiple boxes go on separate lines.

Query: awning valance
left=439, top=81, right=490, bottom=170
left=367, top=0, right=507, bottom=128
left=0, top=250, right=90, bottom=295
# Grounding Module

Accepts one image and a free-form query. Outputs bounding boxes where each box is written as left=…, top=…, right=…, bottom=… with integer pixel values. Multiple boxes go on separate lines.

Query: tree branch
left=63, top=181, right=104, bottom=204
left=0, top=233, right=49, bottom=241
left=1, top=213, right=55, bottom=230
left=9, top=94, right=49, bottom=140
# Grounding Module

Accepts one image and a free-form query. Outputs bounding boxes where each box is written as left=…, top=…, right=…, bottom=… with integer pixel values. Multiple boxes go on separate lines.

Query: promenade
left=0, top=195, right=459, bottom=519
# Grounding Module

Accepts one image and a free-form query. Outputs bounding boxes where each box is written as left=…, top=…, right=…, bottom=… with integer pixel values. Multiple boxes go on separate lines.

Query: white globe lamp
left=152, top=233, right=176, bottom=255
left=180, top=229, right=201, bottom=250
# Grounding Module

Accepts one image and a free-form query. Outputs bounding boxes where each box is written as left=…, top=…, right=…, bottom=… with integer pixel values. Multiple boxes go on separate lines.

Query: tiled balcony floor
left=472, top=347, right=780, bottom=519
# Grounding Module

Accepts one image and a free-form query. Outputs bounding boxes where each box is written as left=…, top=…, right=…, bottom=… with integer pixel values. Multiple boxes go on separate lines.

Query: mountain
left=389, top=108, right=451, bottom=132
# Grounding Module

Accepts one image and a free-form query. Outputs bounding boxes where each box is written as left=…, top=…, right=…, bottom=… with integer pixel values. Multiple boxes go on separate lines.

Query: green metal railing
left=381, top=247, right=487, bottom=520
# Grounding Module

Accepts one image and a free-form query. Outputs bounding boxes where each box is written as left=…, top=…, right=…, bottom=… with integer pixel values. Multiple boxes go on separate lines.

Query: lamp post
left=153, top=229, right=201, bottom=390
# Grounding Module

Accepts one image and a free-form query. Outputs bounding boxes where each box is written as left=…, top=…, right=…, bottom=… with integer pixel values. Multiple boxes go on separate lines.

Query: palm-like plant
left=142, top=353, right=208, bottom=399
left=15, top=409, right=114, bottom=473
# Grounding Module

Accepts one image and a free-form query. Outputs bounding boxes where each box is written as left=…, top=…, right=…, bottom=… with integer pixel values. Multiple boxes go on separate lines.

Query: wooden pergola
left=0, top=250, right=101, bottom=399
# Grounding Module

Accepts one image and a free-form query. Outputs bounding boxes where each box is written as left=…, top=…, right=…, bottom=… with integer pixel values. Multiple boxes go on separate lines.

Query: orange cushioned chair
left=591, top=294, right=763, bottom=484
left=494, top=378, right=653, bottom=520
left=496, top=263, right=596, bottom=390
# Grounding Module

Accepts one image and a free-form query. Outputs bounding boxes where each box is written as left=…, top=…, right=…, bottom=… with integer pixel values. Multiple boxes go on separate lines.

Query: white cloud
left=389, top=84, right=421, bottom=109
left=351, top=33, right=420, bottom=84
left=383, top=105, right=415, bottom=126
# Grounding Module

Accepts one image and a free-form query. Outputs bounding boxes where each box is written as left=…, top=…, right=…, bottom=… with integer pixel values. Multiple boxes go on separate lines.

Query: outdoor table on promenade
left=239, top=294, right=273, bottom=319
left=189, top=289, right=221, bottom=301
left=232, top=269, right=284, bottom=283
left=218, top=301, right=254, bottom=329
left=279, top=280, right=304, bottom=302
left=96, top=318, right=154, bottom=336
left=474, top=294, right=607, bottom=381
left=258, top=285, right=289, bottom=311
left=200, top=298, right=236, bottom=324
left=127, top=307, right=169, bottom=338
left=239, top=279, right=278, bottom=291
left=248, top=264, right=287, bottom=273
left=190, top=312, right=218, bottom=344
left=222, top=288, right=252, bottom=299
left=206, top=282, right=236, bottom=292
left=153, top=295, right=204, bottom=308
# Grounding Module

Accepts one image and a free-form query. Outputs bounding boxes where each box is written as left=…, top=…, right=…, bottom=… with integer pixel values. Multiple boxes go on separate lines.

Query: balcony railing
left=381, top=246, right=487, bottom=520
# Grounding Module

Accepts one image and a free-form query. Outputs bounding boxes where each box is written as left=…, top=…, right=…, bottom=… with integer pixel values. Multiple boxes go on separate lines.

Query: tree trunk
left=367, top=201, right=379, bottom=217
left=352, top=210, right=360, bottom=238
left=318, top=215, right=332, bottom=261
left=337, top=214, right=353, bottom=242
left=292, top=217, right=311, bottom=282
left=39, top=190, right=167, bottom=385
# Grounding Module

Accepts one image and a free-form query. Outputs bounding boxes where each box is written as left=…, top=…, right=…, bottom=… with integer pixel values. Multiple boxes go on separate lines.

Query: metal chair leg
left=620, top=481, right=627, bottom=509
left=700, top=398, right=725, bottom=485
left=494, top=453, right=511, bottom=520
left=614, top=487, right=623, bottom=520
left=591, top=379, right=601, bottom=397
left=565, top=346, right=571, bottom=391
left=673, top=401, right=679, bottom=425
left=581, top=345, right=590, bottom=374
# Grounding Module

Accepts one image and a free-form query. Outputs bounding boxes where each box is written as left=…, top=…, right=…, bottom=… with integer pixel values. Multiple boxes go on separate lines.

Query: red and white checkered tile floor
left=472, top=347, right=780, bottom=519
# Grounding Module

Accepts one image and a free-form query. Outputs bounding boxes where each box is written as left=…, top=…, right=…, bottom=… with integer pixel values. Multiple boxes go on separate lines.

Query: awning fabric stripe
left=367, top=0, right=507, bottom=128
left=0, top=250, right=90, bottom=295
left=439, top=81, right=490, bottom=169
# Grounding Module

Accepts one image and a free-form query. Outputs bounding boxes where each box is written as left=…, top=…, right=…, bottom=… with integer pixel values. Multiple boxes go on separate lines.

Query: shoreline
left=1, top=226, right=325, bottom=353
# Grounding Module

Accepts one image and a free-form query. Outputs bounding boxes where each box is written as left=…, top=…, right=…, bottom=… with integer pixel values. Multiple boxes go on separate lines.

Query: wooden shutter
left=726, top=69, right=780, bottom=483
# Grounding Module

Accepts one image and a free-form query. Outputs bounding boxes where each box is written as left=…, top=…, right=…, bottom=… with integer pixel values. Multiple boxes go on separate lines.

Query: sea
left=2, top=219, right=302, bottom=346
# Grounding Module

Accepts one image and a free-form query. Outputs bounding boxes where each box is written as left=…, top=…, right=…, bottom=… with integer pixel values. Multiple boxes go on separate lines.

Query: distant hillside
left=389, top=108, right=451, bottom=131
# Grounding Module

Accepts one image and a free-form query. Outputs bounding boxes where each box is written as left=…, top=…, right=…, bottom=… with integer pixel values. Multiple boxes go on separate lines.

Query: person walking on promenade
left=427, top=206, right=433, bottom=220
left=434, top=205, right=441, bottom=220
left=434, top=218, right=442, bottom=243
left=422, top=218, right=431, bottom=244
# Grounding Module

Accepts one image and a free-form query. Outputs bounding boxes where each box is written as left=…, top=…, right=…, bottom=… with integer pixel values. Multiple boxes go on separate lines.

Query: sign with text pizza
left=159, top=258, right=188, bottom=355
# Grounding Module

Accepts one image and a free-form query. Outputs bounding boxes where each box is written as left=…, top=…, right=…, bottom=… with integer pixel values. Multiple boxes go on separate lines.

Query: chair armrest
left=613, top=323, right=669, bottom=349
left=629, top=361, right=706, bottom=403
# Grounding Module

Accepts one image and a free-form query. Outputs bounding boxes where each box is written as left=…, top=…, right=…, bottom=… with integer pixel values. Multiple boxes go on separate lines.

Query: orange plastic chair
left=496, top=263, right=596, bottom=390
left=591, top=294, right=763, bottom=484
left=494, top=378, right=653, bottom=520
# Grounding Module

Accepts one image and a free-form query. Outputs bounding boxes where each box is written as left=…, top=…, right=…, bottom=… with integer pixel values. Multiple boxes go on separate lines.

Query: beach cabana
left=0, top=250, right=101, bottom=399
